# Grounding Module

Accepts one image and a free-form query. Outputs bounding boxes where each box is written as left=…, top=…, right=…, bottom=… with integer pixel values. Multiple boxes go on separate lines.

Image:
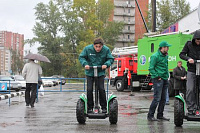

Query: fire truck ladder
left=141, top=75, right=151, bottom=90
left=111, top=46, right=138, bottom=56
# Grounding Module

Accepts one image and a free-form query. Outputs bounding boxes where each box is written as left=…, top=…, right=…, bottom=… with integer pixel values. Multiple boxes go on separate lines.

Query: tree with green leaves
left=147, top=0, right=190, bottom=32
left=30, top=0, right=63, bottom=76
left=28, top=0, right=123, bottom=77
left=73, top=0, right=124, bottom=47
left=10, top=49, right=24, bottom=75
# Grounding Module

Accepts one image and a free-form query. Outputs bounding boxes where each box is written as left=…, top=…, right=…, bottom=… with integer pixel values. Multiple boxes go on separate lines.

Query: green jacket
left=79, top=44, right=114, bottom=77
left=149, top=50, right=169, bottom=80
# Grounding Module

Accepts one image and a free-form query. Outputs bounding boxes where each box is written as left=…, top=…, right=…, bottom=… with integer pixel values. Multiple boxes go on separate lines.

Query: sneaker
left=26, top=103, right=29, bottom=106
left=157, top=116, right=170, bottom=121
left=165, top=102, right=170, bottom=105
left=31, top=105, right=34, bottom=108
left=147, top=116, right=158, bottom=121
left=102, top=108, right=107, bottom=113
left=188, top=110, right=195, bottom=115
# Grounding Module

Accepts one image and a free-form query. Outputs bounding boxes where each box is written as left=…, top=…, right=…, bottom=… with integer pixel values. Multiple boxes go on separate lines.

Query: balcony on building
left=122, top=29, right=135, bottom=34
left=124, top=20, right=135, bottom=25
left=117, top=38, right=135, bottom=42
left=114, top=11, right=135, bottom=17
left=114, top=3, right=135, bottom=8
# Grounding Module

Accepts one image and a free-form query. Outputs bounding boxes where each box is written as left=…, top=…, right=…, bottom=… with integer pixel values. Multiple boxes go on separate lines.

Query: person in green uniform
left=79, top=37, right=114, bottom=113
left=147, top=41, right=171, bottom=121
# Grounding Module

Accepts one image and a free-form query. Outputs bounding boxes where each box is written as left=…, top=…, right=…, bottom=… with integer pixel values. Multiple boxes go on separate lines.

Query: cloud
left=0, top=0, right=49, bottom=39
left=0, top=0, right=49, bottom=53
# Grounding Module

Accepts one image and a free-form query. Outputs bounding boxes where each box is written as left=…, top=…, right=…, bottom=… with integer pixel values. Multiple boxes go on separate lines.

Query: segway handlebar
left=195, top=60, right=200, bottom=76
left=89, top=66, right=102, bottom=69
left=88, top=66, right=102, bottom=77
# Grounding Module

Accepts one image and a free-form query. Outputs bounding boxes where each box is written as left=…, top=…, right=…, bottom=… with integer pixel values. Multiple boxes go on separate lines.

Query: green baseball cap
left=159, top=41, right=172, bottom=47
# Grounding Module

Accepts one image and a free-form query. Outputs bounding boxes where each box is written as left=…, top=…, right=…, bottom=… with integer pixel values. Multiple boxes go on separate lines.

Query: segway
left=76, top=66, right=118, bottom=124
left=174, top=60, right=200, bottom=126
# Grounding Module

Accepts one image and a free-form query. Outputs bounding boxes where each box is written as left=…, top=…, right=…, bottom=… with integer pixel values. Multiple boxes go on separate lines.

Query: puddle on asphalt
left=0, top=122, right=15, bottom=127
left=120, top=112, right=137, bottom=116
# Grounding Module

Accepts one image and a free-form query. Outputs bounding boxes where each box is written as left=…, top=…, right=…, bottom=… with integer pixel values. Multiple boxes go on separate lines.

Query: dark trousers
left=87, top=76, right=107, bottom=109
left=25, top=83, right=37, bottom=106
left=148, top=79, right=168, bottom=118
left=186, top=71, right=198, bottom=111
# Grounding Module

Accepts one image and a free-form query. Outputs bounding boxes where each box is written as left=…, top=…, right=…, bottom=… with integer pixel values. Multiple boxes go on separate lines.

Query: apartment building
left=112, top=0, right=148, bottom=47
left=0, top=31, right=24, bottom=75
left=0, top=47, right=11, bottom=75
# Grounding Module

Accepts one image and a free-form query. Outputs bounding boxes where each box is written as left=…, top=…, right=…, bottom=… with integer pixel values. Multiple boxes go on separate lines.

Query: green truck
left=137, top=32, right=192, bottom=96
left=110, top=32, right=192, bottom=96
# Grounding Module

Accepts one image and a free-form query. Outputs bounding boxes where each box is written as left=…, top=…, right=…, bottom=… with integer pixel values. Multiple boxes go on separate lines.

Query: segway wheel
left=76, top=99, right=86, bottom=124
left=109, top=98, right=118, bottom=124
left=174, top=98, right=184, bottom=127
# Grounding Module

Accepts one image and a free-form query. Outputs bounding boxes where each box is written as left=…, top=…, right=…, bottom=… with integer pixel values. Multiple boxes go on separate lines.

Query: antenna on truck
left=111, top=46, right=138, bottom=56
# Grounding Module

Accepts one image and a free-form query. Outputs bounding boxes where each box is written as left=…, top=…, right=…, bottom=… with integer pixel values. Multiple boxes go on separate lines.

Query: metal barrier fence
left=0, top=78, right=110, bottom=105
left=36, top=77, right=110, bottom=102
left=0, top=80, right=23, bottom=105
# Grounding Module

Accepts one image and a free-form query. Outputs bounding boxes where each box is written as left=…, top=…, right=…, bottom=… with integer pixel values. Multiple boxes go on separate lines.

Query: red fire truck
left=109, top=46, right=152, bottom=91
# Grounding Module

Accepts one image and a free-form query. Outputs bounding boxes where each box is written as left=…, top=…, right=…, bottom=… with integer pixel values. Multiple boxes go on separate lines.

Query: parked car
left=0, top=75, right=22, bottom=91
left=45, top=77, right=57, bottom=86
left=41, top=77, right=53, bottom=87
left=52, top=75, right=66, bottom=85
left=11, top=75, right=26, bottom=89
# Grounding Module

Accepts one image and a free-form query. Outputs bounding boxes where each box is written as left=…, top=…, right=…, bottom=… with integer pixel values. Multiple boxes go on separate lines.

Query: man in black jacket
left=173, top=61, right=187, bottom=96
left=179, top=30, right=200, bottom=115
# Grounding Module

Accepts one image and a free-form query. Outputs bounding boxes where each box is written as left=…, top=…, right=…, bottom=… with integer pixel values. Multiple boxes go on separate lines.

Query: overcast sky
left=0, top=0, right=199, bottom=54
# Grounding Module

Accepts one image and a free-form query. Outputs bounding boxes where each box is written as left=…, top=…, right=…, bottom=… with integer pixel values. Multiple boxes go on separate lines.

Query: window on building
left=128, top=17, right=130, bottom=22
left=128, top=26, right=130, bottom=30
left=128, top=9, right=130, bottom=13
left=128, top=35, right=130, bottom=39
left=128, top=0, right=130, bottom=4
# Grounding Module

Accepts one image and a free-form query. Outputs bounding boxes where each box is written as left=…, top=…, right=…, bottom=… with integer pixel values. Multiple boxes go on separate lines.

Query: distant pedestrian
left=22, top=59, right=42, bottom=108
left=147, top=41, right=171, bottom=121
left=173, top=61, right=187, bottom=96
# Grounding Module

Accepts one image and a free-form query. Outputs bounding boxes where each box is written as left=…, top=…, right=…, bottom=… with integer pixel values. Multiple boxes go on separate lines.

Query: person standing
left=79, top=37, right=114, bottom=113
left=179, top=29, right=200, bottom=115
left=147, top=41, right=171, bottom=121
left=22, top=59, right=42, bottom=108
left=173, top=61, right=187, bottom=96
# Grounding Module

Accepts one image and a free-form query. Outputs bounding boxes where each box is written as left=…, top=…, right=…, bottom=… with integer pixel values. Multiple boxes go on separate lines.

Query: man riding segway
left=76, top=37, right=118, bottom=124
left=174, top=30, right=200, bottom=126
left=180, top=30, right=200, bottom=115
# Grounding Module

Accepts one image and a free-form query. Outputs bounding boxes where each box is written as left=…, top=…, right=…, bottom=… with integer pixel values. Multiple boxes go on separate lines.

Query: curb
left=0, top=91, right=24, bottom=100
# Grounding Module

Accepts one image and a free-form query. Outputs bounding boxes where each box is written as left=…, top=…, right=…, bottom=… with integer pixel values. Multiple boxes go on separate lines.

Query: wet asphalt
left=0, top=85, right=200, bottom=133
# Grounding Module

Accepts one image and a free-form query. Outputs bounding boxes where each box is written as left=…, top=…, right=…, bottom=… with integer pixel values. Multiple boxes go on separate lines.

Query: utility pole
left=151, top=0, right=156, bottom=32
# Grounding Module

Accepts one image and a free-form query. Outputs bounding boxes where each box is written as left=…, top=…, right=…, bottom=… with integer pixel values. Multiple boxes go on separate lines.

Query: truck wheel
left=174, top=98, right=184, bottom=127
left=116, top=80, right=124, bottom=91
left=168, top=80, right=174, bottom=97
left=76, top=99, right=86, bottom=124
left=109, top=98, right=118, bottom=124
